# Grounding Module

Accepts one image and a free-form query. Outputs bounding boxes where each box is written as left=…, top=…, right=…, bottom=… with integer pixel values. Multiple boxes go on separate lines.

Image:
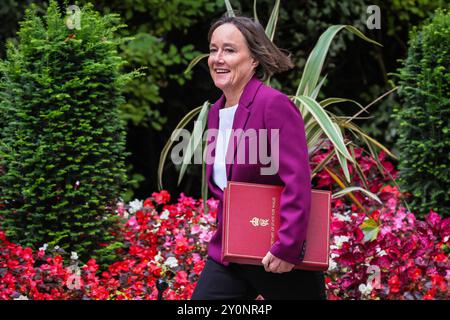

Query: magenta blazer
left=205, top=74, right=312, bottom=266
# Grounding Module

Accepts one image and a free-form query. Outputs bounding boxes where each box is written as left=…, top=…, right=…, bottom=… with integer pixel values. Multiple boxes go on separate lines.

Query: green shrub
left=394, top=9, right=450, bottom=217
left=0, top=1, right=137, bottom=264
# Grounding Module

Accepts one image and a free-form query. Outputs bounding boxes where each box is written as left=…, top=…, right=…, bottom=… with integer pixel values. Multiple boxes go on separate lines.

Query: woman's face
left=208, top=23, right=258, bottom=93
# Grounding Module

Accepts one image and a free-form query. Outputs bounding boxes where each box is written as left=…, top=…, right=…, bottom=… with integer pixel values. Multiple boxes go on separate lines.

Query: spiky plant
left=158, top=0, right=398, bottom=214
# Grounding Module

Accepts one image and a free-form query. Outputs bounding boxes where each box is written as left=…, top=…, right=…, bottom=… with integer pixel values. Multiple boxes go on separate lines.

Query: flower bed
left=0, top=145, right=448, bottom=299
left=0, top=192, right=218, bottom=300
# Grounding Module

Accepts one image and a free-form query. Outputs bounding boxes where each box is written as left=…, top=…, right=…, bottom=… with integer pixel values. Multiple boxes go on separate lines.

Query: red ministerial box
left=221, top=181, right=331, bottom=271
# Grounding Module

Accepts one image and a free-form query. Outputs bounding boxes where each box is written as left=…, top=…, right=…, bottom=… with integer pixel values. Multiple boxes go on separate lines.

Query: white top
left=213, top=104, right=238, bottom=191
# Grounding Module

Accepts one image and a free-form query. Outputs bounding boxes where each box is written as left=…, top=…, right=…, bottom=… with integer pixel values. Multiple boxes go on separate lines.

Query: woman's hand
left=262, top=251, right=295, bottom=273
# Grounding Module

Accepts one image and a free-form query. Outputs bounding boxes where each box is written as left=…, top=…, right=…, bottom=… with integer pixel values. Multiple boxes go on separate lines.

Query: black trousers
left=191, top=257, right=327, bottom=300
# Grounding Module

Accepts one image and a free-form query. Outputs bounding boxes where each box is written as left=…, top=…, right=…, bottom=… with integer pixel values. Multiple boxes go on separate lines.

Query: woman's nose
left=214, top=50, right=225, bottom=64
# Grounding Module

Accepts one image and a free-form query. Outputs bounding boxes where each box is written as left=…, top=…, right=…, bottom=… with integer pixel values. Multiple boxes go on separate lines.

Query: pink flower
left=191, top=253, right=201, bottom=263
left=178, top=193, right=196, bottom=207
left=175, top=271, right=189, bottom=286
left=426, top=210, right=441, bottom=229
left=199, top=230, right=212, bottom=243
left=190, top=225, right=201, bottom=235
left=116, top=201, right=126, bottom=216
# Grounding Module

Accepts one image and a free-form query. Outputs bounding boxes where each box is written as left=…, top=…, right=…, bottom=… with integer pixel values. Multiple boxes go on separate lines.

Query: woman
left=191, top=14, right=326, bottom=300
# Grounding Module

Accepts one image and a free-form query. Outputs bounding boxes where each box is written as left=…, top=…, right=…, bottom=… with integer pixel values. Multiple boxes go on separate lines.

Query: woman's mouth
left=214, top=68, right=230, bottom=74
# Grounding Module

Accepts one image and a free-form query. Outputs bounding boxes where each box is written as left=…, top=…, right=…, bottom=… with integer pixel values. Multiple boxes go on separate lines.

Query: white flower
left=14, top=295, right=29, bottom=300
left=70, top=252, right=79, bottom=260
left=164, top=257, right=179, bottom=268
left=376, top=247, right=387, bottom=256
left=333, top=235, right=350, bottom=248
left=328, top=259, right=338, bottom=271
left=154, top=252, right=163, bottom=262
left=123, top=211, right=129, bottom=219
left=160, top=209, right=170, bottom=220
left=39, top=244, right=48, bottom=251
left=128, top=199, right=143, bottom=214
left=335, top=212, right=351, bottom=222
left=358, top=283, right=373, bottom=296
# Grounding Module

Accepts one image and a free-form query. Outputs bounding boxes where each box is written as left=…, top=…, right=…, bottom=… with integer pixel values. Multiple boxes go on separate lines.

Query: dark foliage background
left=1, top=0, right=448, bottom=204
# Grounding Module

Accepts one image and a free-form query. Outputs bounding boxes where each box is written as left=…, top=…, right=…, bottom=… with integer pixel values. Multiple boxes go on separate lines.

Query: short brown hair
left=208, top=14, right=294, bottom=81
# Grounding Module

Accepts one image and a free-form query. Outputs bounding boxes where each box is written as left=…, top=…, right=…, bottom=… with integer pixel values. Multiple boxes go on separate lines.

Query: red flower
left=434, top=253, right=447, bottom=263
left=149, top=264, right=162, bottom=277
left=423, top=289, right=437, bottom=300
left=7, top=259, right=19, bottom=269
left=53, top=256, right=63, bottom=265
left=388, top=275, right=401, bottom=294
left=430, top=275, right=447, bottom=292
left=370, top=210, right=381, bottom=222
left=175, top=271, right=189, bottom=286
left=193, top=260, right=205, bottom=275
left=407, top=268, right=422, bottom=282
left=143, top=198, right=154, bottom=208
left=152, top=190, right=171, bottom=205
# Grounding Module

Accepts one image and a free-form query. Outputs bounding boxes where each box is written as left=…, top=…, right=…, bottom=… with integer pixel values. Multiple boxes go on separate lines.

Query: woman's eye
left=225, top=48, right=234, bottom=53
left=209, top=48, right=217, bottom=53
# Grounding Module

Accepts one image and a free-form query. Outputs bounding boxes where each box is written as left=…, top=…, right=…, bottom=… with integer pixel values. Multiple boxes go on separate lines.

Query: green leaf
left=253, top=0, right=259, bottom=23
left=265, top=0, right=280, bottom=42
left=224, top=0, right=235, bottom=17
left=157, top=104, right=205, bottom=190
left=360, top=218, right=380, bottom=243
left=295, top=25, right=381, bottom=98
left=178, top=101, right=210, bottom=186
left=293, top=95, right=353, bottom=162
left=332, top=186, right=382, bottom=204
left=184, top=53, right=209, bottom=75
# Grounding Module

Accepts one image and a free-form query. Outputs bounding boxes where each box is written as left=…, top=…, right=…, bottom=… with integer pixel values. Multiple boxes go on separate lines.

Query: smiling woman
left=207, top=15, right=293, bottom=108
left=191, top=14, right=326, bottom=301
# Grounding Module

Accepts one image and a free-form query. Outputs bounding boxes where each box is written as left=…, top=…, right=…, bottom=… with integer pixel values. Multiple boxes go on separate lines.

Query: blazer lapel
left=206, top=75, right=263, bottom=194
left=225, top=75, right=263, bottom=181
left=224, top=105, right=249, bottom=181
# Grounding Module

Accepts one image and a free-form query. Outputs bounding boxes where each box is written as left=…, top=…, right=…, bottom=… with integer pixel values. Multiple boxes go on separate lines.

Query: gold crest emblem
left=250, top=217, right=269, bottom=227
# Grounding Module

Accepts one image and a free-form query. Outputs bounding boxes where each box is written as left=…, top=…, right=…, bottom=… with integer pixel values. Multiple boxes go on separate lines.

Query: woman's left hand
left=262, top=251, right=295, bottom=273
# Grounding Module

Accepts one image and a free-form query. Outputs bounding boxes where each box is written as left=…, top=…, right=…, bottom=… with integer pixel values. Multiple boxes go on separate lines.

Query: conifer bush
left=394, top=9, right=450, bottom=218
left=0, top=1, right=137, bottom=264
